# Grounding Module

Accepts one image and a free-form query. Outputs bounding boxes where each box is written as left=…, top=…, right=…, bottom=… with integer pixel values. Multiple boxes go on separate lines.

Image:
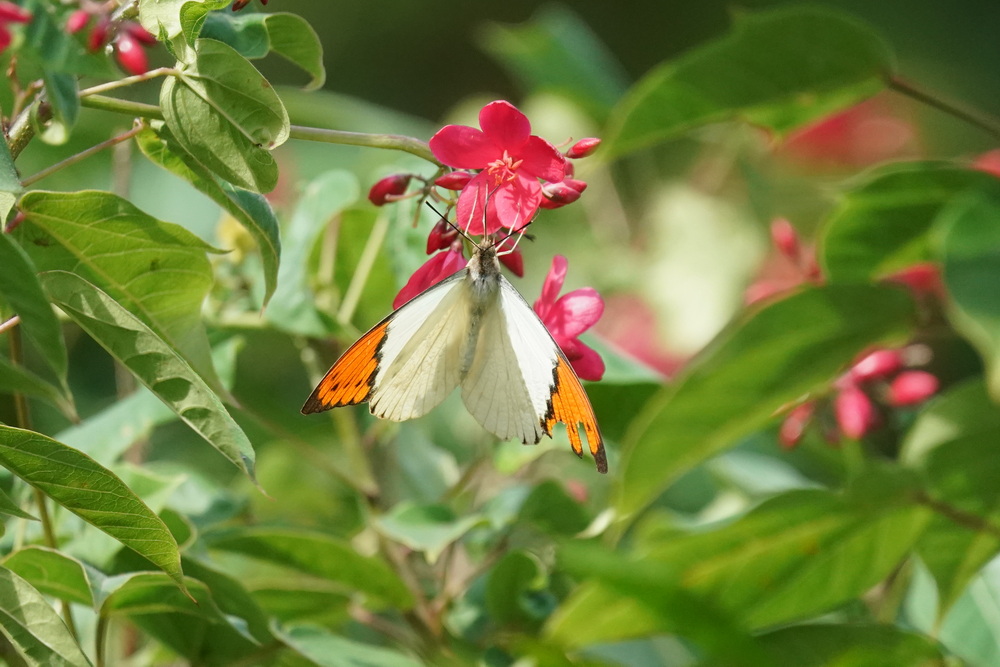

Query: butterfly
left=301, top=235, right=607, bottom=473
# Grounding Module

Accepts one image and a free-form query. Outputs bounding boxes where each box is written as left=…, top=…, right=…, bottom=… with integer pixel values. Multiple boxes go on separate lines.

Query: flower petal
left=479, top=100, right=530, bottom=151
left=551, top=287, right=605, bottom=338
left=534, top=255, right=568, bottom=320
left=393, top=249, right=466, bottom=308
left=491, top=176, right=540, bottom=231
left=519, top=135, right=567, bottom=181
left=429, top=125, right=496, bottom=169
left=568, top=341, right=605, bottom=381
left=455, top=175, right=493, bottom=236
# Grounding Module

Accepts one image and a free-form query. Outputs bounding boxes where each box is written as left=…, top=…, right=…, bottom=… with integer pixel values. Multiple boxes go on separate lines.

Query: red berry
left=66, top=10, right=90, bottom=34
left=850, top=349, right=904, bottom=382
left=115, top=33, right=149, bottom=75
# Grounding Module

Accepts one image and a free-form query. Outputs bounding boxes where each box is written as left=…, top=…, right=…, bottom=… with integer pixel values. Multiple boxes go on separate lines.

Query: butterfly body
left=302, top=240, right=607, bottom=473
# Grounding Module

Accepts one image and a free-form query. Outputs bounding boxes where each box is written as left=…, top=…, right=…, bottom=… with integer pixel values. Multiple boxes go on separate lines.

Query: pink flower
left=0, top=1, right=31, bottom=54
left=849, top=348, right=904, bottom=383
left=534, top=255, right=604, bottom=381
left=393, top=248, right=466, bottom=309
left=538, top=177, right=587, bottom=210
left=429, top=100, right=566, bottom=235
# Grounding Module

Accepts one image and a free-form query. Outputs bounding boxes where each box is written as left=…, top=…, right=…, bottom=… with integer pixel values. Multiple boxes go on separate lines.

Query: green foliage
left=1, top=1, right=999, bottom=665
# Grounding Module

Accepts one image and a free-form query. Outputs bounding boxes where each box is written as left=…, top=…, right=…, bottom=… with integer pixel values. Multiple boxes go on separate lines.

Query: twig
left=888, top=75, right=1000, bottom=141
left=21, top=123, right=145, bottom=187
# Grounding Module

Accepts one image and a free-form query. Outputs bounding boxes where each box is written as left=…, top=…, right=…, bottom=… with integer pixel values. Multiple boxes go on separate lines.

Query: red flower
left=0, top=1, right=31, bottom=54
left=393, top=247, right=466, bottom=309
left=538, top=177, right=587, bottom=210
left=425, top=218, right=458, bottom=254
left=534, top=255, right=604, bottom=381
left=434, top=171, right=473, bottom=191
left=566, top=137, right=601, bottom=159
left=429, top=100, right=566, bottom=235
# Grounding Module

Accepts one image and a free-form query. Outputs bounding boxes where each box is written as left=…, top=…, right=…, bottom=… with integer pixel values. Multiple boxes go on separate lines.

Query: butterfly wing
left=302, top=271, right=470, bottom=420
left=461, top=276, right=607, bottom=473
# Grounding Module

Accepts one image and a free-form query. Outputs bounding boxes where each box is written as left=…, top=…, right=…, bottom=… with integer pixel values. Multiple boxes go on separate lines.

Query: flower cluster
left=368, top=100, right=604, bottom=380
left=0, top=1, right=31, bottom=55
left=67, top=8, right=157, bottom=75
left=779, top=346, right=940, bottom=448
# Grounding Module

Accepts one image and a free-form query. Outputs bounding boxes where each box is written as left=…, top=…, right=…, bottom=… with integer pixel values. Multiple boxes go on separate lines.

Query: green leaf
left=265, top=170, right=360, bottom=336
left=551, top=541, right=771, bottom=665
left=177, top=0, right=230, bottom=44
left=204, top=528, right=413, bottom=608
left=0, top=232, right=68, bottom=385
left=375, top=503, right=489, bottom=564
left=0, top=425, right=186, bottom=593
left=0, top=566, right=92, bottom=666
left=97, top=572, right=230, bottom=623
left=54, top=385, right=175, bottom=464
left=180, top=557, right=273, bottom=643
left=606, top=6, right=893, bottom=157
left=16, top=190, right=223, bottom=388
left=518, top=480, right=590, bottom=535
left=937, top=191, right=1000, bottom=400
left=41, top=271, right=256, bottom=479
left=553, top=474, right=930, bottom=645
left=617, top=285, right=915, bottom=521
left=486, top=551, right=548, bottom=629
left=275, top=625, right=423, bottom=667
left=0, top=354, right=74, bottom=418
left=0, top=485, right=35, bottom=521
left=3, top=547, right=95, bottom=606
left=201, top=12, right=326, bottom=90
left=136, top=125, right=281, bottom=306
left=482, top=5, right=624, bottom=120
left=0, top=132, right=22, bottom=222
left=902, top=380, right=1000, bottom=615
left=821, top=163, right=1000, bottom=283
left=34, top=73, right=80, bottom=146
left=161, top=38, right=289, bottom=193
left=757, top=623, right=943, bottom=666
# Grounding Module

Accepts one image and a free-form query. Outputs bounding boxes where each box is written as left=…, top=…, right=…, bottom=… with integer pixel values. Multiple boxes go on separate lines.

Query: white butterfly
left=302, top=237, right=607, bottom=473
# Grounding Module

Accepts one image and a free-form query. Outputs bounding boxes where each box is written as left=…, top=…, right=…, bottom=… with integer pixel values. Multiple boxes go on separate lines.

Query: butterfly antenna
left=495, top=219, right=534, bottom=256
left=424, top=201, right=476, bottom=245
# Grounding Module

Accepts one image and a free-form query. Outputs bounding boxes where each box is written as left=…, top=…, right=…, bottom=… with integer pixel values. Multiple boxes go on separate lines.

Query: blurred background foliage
left=3, top=0, right=1000, bottom=665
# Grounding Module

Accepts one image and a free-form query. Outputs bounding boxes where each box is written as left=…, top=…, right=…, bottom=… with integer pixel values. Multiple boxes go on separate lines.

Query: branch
left=887, top=75, right=1000, bottom=141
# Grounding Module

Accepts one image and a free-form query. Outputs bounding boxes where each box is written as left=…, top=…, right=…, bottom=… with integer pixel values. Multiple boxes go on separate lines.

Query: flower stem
left=21, top=123, right=146, bottom=187
left=288, top=125, right=439, bottom=164
left=887, top=75, right=1000, bottom=141
left=337, top=211, right=391, bottom=326
left=78, top=67, right=178, bottom=99
left=80, top=94, right=163, bottom=120
left=0, top=315, right=20, bottom=335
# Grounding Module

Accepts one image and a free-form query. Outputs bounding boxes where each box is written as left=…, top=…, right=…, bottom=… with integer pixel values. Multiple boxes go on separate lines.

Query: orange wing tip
left=301, top=321, right=389, bottom=415
left=546, top=358, right=608, bottom=474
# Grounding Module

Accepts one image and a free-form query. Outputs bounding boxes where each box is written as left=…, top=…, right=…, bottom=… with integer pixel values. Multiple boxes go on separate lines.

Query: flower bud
left=367, top=173, right=411, bottom=206
left=770, top=218, right=800, bottom=260
left=115, top=33, right=148, bottom=75
left=779, top=402, right=815, bottom=449
left=566, top=137, right=601, bottom=159
left=850, top=348, right=903, bottom=383
left=66, top=10, right=90, bottom=34
left=539, top=178, right=587, bottom=209
left=88, top=16, right=109, bottom=52
left=123, top=22, right=157, bottom=45
left=835, top=385, right=876, bottom=440
left=434, top=171, right=473, bottom=191
left=884, top=263, right=942, bottom=296
left=888, top=371, right=938, bottom=407
left=425, top=218, right=458, bottom=254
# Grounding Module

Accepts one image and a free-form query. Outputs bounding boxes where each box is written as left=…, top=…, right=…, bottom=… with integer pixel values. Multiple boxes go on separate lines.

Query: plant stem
left=915, top=491, right=1000, bottom=539
left=78, top=67, right=176, bottom=99
left=888, top=75, right=1000, bottom=141
left=80, top=94, right=162, bottom=120
left=337, top=211, right=390, bottom=326
left=0, top=315, right=19, bottom=335
left=21, top=124, right=145, bottom=187
left=7, top=326, right=78, bottom=639
left=288, top=125, right=439, bottom=164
